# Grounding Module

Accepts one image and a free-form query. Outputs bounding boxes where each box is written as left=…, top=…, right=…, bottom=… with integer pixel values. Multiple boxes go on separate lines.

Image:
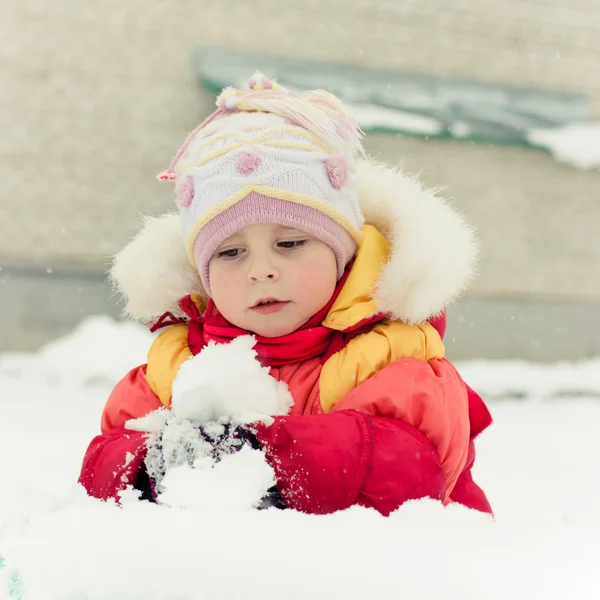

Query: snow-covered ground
left=0, top=317, right=599, bottom=599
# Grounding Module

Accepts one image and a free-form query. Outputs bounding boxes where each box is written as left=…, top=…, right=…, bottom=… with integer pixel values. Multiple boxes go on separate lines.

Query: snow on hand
left=126, top=334, right=289, bottom=509
left=131, top=413, right=277, bottom=510
left=157, top=445, right=277, bottom=511
left=0, top=317, right=599, bottom=599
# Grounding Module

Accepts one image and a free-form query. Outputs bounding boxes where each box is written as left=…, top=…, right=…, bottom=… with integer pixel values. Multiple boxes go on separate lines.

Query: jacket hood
left=110, top=159, right=477, bottom=325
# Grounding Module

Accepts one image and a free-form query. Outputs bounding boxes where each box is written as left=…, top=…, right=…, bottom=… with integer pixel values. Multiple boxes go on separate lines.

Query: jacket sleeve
left=79, top=365, right=162, bottom=500
left=448, top=383, right=493, bottom=514
left=253, top=356, right=490, bottom=516
left=449, top=440, right=492, bottom=514
left=78, top=427, right=150, bottom=500
left=332, top=357, right=472, bottom=501
left=254, top=410, right=446, bottom=516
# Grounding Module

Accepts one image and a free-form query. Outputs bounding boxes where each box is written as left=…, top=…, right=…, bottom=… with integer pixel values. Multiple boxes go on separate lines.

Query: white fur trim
left=110, top=214, right=207, bottom=321
left=356, top=160, right=477, bottom=324
left=111, top=160, right=476, bottom=324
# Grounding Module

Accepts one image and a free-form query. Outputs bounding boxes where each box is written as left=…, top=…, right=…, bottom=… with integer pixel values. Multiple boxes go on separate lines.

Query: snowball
left=136, top=410, right=276, bottom=506
left=157, top=446, right=276, bottom=511
left=171, top=335, right=293, bottom=426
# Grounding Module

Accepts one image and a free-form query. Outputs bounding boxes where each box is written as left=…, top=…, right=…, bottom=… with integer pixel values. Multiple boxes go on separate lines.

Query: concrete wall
left=1, top=0, right=599, bottom=355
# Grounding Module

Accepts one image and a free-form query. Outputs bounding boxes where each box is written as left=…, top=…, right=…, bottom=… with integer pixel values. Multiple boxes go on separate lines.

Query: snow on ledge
left=348, top=102, right=444, bottom=135
left=527, top=123, right=600, bottom=170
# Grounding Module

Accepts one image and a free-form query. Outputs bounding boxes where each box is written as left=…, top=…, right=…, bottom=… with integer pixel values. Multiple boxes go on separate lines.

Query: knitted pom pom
left=216, top=87, right=240, bottom=110
left=325, top=154, right=348, bottom=189
left=175, top=176, right=194, bottom=207
left=235, top=152, right=262, bottom=175
left=248, top=72, right=280, bottom=91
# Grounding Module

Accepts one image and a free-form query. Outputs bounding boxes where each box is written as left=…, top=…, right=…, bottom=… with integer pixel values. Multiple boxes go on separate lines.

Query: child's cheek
left=211, top=268, right=243, bottom=310
left=295, top=260, right=336, bottom=296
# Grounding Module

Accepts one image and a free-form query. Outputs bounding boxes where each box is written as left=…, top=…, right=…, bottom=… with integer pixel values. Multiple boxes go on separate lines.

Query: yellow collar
left=323, top=224, right=389, bottom=331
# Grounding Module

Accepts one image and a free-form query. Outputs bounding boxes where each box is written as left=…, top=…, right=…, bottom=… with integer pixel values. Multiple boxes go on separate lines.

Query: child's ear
left=110, top=213, right=208, bottom=322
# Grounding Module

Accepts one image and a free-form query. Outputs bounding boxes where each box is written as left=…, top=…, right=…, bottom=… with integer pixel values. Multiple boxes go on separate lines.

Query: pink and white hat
left=158, top=73, right=366, bottom=296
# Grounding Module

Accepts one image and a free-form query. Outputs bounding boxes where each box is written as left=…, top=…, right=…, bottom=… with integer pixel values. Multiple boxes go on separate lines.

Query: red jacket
left=79, top=309, right=492, bottom=517
left=81, top=214, right=491, bottom=516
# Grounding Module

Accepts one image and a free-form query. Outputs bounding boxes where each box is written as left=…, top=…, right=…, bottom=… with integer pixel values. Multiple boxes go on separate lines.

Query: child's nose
left=247, top=259, right=279, bottom=283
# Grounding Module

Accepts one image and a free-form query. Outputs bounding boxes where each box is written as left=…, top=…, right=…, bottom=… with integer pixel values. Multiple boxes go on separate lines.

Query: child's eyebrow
left=216, top=236, right=243, bottom=248
left=276, top=226, right=305, bottom=235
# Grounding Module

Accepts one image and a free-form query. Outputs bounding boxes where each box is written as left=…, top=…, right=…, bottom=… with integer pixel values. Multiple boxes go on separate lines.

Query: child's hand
left=170, top=335, right=293, bottom=426
left=138, top=412, right=284, bottom=510
left=196, top=421, right=260, bottom=460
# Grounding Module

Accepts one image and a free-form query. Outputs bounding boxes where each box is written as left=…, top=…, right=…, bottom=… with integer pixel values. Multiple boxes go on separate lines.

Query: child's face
left=208, top=223, right=338, bottom=337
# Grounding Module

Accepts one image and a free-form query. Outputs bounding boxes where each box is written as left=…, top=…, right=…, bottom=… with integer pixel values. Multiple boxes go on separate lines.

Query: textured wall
left=364, top=134, right=600, bottom=303
left=1, top=0, right=599, bottom=303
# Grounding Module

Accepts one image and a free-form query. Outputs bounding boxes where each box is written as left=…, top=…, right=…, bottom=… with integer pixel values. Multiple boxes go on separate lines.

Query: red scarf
left=178, top=269, right=354, bottom=367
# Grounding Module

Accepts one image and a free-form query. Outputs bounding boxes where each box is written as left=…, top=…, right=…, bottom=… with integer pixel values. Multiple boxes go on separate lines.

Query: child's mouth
left=250, top=299, right=289, bottom=314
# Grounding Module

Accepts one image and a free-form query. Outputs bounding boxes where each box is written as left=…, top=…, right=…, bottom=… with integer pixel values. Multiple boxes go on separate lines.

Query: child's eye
left=217, top=248, right=244, bottom=259
left=278, top=240, right=306, bottom=249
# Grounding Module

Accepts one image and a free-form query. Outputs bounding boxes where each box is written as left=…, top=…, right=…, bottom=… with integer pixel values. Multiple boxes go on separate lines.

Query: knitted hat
left=157, top=73, right=366, bottom=295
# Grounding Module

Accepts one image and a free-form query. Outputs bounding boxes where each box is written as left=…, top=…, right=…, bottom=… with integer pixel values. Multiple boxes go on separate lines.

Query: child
left=79, top=73, right=492, bottom=516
